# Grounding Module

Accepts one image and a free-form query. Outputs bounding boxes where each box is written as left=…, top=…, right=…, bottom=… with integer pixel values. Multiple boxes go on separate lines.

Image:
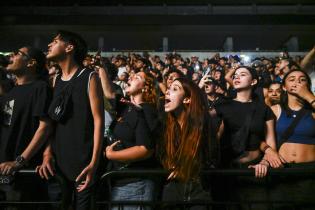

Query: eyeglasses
left=12, top=50, right=31, bottom=60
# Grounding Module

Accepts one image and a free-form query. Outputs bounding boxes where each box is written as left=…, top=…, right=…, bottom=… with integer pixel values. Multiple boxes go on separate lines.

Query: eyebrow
left=172, top=83, right=182, bottom=89
left=235, top=71, right=250, bottom=75
left=287, top=75, right=306, bottom=79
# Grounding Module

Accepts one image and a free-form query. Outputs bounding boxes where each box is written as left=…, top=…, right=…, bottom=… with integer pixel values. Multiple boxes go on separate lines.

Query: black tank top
left=52, top=68, right=95, bottom=181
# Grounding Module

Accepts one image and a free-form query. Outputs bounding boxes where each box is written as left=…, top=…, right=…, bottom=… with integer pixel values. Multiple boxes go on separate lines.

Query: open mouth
left=164, top=98, right=171, bottom=105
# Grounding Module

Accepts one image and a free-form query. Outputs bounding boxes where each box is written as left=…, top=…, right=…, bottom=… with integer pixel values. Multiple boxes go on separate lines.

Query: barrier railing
left=1, top=168, right=315, bottom=209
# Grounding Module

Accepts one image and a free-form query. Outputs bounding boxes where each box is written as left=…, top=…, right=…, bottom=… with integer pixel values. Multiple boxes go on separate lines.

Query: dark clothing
left=216, top=99, right=275, bottom=166
left=109, top=103, right=156, bottom=171
left=0, top=80, right=51, bottom=167
left=0, top=80, right=51, bottom=209
left=52, top=68, right=96, bottom=181
left=162, top=180, right=211, bottom=210
left=55, top=169, right=96, bottom=210
left=270, top=162, right=315, bottom=210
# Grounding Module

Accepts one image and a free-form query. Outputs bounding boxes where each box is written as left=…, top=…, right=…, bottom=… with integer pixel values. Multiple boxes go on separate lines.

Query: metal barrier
left=1, top=168, right=315, bottom=209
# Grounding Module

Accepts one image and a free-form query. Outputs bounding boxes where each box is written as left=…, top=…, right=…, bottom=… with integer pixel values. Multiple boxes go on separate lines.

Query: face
left=114, top=59, right=123, bottom=67
left=219, top=59, right=225, bottom=66
left=83, top=57, right=92, bottom=67
left=7, top=47, right=30, bottom=73
left=204, top=83, right=215, bottom=94
left=165, top=80, right=186, bottom=112
left=46, top=35, right=68, bottom=61
left=125, top=71, right=146, bottom=96
left=278, top=59, right=289, bottom=73
left=267, top=83, right=281, bottom=104
left=166, top=72, right=181, bottom=88
left=135, top=60, right=144, bottom=69
left=192, top=72, right=199, bottom=81
left=283, top=71, right=309, bottom=93
left=214, top=71, right=221, bottom=80
left=232, top=68, right=256, bottom=90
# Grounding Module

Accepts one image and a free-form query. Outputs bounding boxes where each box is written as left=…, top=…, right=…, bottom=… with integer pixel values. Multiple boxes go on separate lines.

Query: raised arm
left=300, top=45, right=315, bottom=74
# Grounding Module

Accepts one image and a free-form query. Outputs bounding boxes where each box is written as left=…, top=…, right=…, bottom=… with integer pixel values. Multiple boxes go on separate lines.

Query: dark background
left=1, top=0, right=315, bottom=52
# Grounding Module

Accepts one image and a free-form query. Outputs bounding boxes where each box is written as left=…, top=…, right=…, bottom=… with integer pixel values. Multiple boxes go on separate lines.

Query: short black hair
left=25, top=46, right=48, bottom=81
left=56, top=30, right=87, bottom=65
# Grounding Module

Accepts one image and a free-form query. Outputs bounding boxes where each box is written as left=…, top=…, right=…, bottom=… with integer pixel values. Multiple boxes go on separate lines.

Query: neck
left=207, top=94, right=217, bottom=101
left=15, top=72, right=36, bottom=85
left=287, top=94, right=304, bottom=110
left=58, top=58, right=79, bottom=79
left=235, top=89, right=252, bottom=102
left=130, top=94, right=144, bottom=106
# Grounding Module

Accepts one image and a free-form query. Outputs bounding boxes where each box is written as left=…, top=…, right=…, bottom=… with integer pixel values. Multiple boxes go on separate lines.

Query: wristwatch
left=15, top=155, right=26, bottom=167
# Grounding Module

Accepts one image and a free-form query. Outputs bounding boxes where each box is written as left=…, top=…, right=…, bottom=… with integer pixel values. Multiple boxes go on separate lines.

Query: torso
left=279, top=143, right=315, bottom=163
left=216, top=99, right=274, bottom=165
left=272, top=104, right=315, bottom=163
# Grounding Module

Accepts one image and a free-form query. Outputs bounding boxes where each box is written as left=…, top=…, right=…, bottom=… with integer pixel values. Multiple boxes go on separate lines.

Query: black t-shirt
left=0, top=80, right=51, bottom=167
left=216, top=99, right=274, bottom=164
left=52, top=68, right=96, bottom=181
left=109, top=102, right=156, bottom=170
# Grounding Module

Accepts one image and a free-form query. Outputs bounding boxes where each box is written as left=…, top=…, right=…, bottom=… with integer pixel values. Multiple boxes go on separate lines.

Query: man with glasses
left=0, top=46, right=52, bottom=206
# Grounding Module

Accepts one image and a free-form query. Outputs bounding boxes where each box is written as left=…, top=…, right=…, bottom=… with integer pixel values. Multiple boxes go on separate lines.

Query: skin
left=166, top=72, right=181, bottom=89
left=218, top=68, right=282, bottom=178
left=0, top=47, right=52, bottom=175
left=37, top=35, right=104, bottom=192
left=164, top=80, right=191, bottom=180
left=164, top=80, right=187, bottom=113
left=271, top=71, right=315, bottom=163
left=104, top=71, right=153, bottom=164
left=266, top=83, right=282, bottom=106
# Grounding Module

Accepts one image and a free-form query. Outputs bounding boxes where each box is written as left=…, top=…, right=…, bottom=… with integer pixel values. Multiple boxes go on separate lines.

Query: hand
left=105, top=141, right=121, bottom=160
left=198, top=75, right=211, bottom=88
left=167, top=167, right=178, bottom=180
left=75, top=164, right=96, bottom=192
left=263, top=148, right=283, bottom=168
left=36, top=155, right=55, bottom=180
left=248, top=163, right=268, bottom=178
left=0, top=161, right=19, bottom=175
left=290, top=82, right=313, bottom=101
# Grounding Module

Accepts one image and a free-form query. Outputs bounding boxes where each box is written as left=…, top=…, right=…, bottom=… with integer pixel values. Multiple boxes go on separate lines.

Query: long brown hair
left=161, top=77, right=211, bottom=182
left=142, top=72, right=158, bottom=107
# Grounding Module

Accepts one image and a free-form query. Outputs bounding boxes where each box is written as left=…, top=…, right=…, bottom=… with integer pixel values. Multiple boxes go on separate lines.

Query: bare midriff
left=279, top=143, right=315, bottom=163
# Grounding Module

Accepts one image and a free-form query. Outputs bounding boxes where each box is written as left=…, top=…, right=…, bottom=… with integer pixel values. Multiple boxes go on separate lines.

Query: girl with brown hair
left=160, top=77, right=212, bottom=209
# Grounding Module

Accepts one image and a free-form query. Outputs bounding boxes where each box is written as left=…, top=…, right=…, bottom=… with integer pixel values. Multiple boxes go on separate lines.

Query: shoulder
left=33, top=80, right=50, bottom=88
left=215, top=99, right=234, bottom=117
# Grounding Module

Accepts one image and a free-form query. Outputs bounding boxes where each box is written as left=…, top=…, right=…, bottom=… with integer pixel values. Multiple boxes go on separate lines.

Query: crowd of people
left=0, top=30, right=315, bottom=210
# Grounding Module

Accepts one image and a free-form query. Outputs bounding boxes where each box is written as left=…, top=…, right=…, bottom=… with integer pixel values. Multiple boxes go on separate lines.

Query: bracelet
left=261, top=145, right=271, bottom=153
left=310, top=99, right=315, bottom=106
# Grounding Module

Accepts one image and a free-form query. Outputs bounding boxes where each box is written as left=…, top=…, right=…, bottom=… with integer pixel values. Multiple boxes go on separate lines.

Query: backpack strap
left=277, top=108, right=308, bottom=149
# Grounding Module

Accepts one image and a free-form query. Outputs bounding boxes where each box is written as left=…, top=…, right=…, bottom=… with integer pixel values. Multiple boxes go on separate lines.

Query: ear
left=27, top=59, right=37, bottom=68
left=65, top=44, right=74, bottom=53
left=183, top=97, right=191, bottom=104
left=251, top=79, right=258, bottom=86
